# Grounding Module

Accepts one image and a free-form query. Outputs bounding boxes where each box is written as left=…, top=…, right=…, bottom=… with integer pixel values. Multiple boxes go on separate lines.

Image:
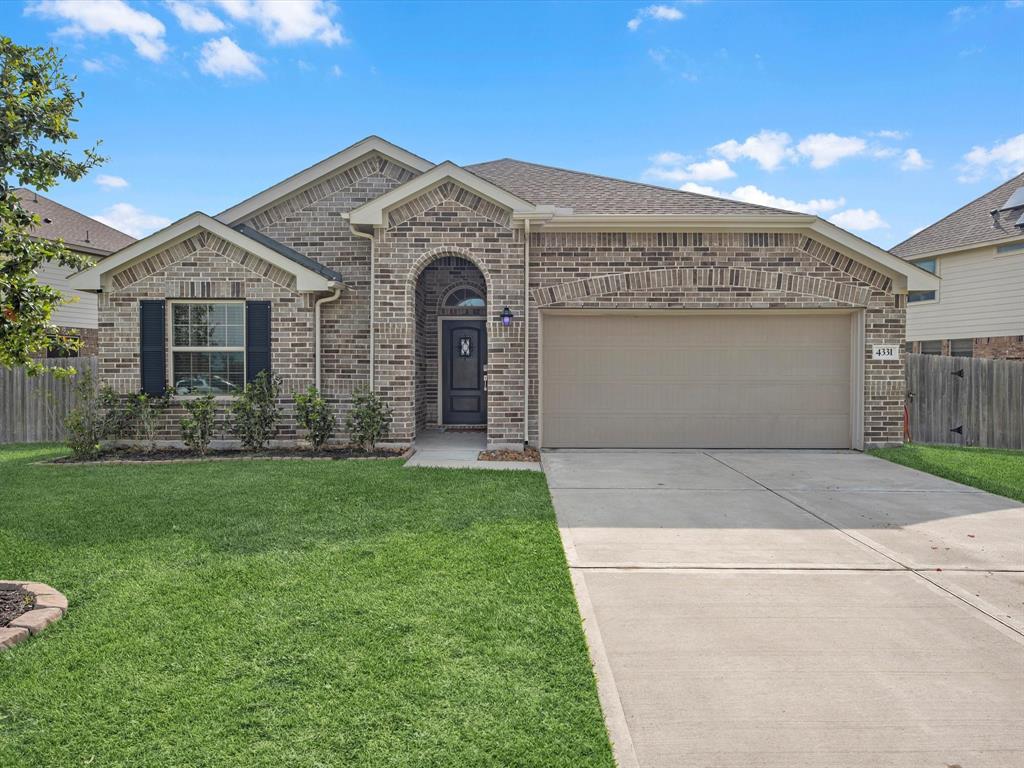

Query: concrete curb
left=0, top=582, right=68, bottom=651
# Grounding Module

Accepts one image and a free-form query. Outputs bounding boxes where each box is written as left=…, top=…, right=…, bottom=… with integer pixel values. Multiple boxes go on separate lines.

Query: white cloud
left=949, top=5, right=975, bottom=21
left=82, top=58, right=106, bottom=72
left=215, top=0, right=347, bottom=45
left=957, top=133, right=1024, bottom=182
left=1008, top=1, right=1024, bottom=8
left=92, top=203, right=171, bottom=238
left=899, top=148, right=929, bottom=171
left=166, top=0, right=225, bottom=33
left=871, top=129, right=907, bottom=140
left=829, top=208, right=889, bottom=231
left=678, top=183, right=845, bottom=215
left=796, top=133, right=867, bottom=168
left=198, top=36, right=264, bottom=79
left=628, top=4, right=684, bottom=30
left=647, top=157, right=735, bottom=182
left=96, top=174, right=129, bottom=189
left=710, top=130, right=795, bottom=171
left=330, top=64, right=343, bottom=77
left=27, top=0, right=168, bottom=61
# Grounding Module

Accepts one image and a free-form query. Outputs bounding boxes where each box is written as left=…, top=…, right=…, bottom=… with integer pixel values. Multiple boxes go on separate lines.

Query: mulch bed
left=478, top=447, right=541, bottom=462
left=48, top=447, right=408, bottom=465
left=0, top=584, right=34, bottom=628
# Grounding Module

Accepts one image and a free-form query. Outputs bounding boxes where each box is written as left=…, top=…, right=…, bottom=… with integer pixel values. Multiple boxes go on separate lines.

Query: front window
left=908, top=258, right=937, bottom=303
left=170, top=301, right=245, bottom=395
left=443, top=286, right=485, bottom=309
left=950, top=339, right=974, bottom=358
left=919, top=340, right=943, bottom=356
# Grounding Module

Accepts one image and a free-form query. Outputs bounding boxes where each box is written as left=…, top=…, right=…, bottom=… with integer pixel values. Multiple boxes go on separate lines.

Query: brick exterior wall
left=909, top=336, right=1024, bottom=361
left=95, top=160, right=907, bottom=449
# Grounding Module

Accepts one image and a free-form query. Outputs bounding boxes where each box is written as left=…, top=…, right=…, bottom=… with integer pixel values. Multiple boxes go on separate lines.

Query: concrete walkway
left=404, top=429, right=541, bottom=470
left=545, top=449, right=1024, bottom=768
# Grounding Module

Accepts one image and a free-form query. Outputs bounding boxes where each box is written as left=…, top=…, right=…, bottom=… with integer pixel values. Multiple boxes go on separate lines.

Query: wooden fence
left=0, top=356, right=97, bottom=444
left=905, top=353, right=1024, bottom=450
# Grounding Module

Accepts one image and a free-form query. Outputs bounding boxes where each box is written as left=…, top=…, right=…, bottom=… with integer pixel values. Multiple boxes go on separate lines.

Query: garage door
left=541, top=313, right=853, bottom=449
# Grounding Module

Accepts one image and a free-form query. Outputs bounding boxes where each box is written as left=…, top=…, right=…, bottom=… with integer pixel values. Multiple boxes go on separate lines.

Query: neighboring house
left=892, top=173, right=1024, bottom=360
left=69, top=136, right=937, bottom=450
left=16, top=188, right=136, bottom=355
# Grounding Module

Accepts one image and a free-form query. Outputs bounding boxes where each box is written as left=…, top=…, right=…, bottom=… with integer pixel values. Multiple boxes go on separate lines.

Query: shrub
left=181, top=395, right=216, bottom=456
left=64, top=368, right=121, bottom=459
left=124, top=388, right=173, bottom=451
left=346, top=387, right=392, bottom=452
left=230, top=370, right=281, bottom=451
left=294, top=386, right=336, bottom=452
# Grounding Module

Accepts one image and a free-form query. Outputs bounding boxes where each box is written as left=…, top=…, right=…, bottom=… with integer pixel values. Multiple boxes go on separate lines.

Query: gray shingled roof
left=465, top=158, right=793, bottom=216
left=891, top=173, right=1024, bottom=259
left=15, top=188, right=136, bottom=255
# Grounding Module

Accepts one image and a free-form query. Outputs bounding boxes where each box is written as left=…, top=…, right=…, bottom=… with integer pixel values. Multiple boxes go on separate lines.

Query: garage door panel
left=541, top=314, right=854, bottom=448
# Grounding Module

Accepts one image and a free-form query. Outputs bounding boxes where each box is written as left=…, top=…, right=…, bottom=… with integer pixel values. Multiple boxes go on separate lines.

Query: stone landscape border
left=0, top=582, right=68, bottom=651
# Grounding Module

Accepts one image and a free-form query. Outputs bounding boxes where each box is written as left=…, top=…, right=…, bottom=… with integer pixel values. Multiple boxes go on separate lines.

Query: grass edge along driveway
left=869, top=443, right=1024, bottom=503
left=0, top=444, right=614, bottom=768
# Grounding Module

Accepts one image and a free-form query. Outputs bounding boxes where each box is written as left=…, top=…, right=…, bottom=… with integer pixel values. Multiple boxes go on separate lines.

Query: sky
left=3, top=0, right=1023, bottom=249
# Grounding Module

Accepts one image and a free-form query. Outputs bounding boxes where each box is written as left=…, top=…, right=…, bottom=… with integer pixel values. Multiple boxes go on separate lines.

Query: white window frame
left=167, top=299, right=246, bottom=398
left=907, top=257, right=939, bottom=304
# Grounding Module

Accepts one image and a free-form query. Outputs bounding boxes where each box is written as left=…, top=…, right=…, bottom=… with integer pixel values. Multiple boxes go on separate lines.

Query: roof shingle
left=464, top=158, right=793, bottom=216
left=890, top=173, right=1024, bottom=259
left=15, top=188, right=136, bottom=255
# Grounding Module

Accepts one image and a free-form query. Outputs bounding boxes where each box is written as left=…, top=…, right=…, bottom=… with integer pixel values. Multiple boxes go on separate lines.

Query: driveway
left=545, top=450, right=1024, bottom=768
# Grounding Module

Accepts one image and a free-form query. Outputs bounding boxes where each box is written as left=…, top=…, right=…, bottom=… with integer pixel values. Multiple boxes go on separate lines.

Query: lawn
left=0, top=445, right=613, bottom=767
left=870, top=443, right=1024, bottom=502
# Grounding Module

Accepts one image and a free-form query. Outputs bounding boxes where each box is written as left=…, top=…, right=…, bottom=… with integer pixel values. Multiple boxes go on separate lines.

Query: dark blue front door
left=441, top=320, right=486, bottom=425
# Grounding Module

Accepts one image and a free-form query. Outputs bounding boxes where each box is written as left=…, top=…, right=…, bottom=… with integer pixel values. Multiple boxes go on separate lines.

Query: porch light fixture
left=500, top=306, right=513, bottom=327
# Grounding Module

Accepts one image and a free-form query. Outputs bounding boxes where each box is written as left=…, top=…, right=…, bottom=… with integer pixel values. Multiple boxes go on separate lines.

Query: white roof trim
left=807, top=219, right=939, bottom=292
left=349, top=162, right=540, bottom=226
left=216, top=136, right=434, bottom=225
left=67, top=212, right=336, bottom=292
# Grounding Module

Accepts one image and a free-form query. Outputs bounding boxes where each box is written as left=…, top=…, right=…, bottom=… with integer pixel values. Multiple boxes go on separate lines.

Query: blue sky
left=4, top=0, right=1023, bottom=248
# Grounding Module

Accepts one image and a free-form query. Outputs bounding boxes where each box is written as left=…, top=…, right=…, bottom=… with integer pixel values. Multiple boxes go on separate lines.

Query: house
left=892, top=173, right=1024, bottom=360
left=68, top=136, right=937, bottom=450
left=16, top=189, right=136, bottom=355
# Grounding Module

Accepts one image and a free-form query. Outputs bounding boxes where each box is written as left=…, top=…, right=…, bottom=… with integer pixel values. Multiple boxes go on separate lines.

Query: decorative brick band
left=388, top=181, right=512, bottom=230
left=0, top=582, right=68, bottom=651
left=531, top=267, right=872, bottom=308
left=112, top=232, right=296, bottom=292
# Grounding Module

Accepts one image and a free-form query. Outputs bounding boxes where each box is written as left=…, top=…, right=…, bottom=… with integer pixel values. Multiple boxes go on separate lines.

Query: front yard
left=870, top=443, right=1024, bottom=502
left=0, top=445, right=613, bottom=767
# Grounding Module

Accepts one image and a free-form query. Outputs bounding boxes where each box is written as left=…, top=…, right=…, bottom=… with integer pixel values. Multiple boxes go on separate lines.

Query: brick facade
left=908, top=336, right=1024, bottom=361
left=95, top=155, right=908, bottom=449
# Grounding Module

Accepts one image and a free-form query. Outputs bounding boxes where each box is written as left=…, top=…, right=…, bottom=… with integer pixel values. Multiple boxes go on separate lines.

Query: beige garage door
left=541, top=313, right=853, bottom=449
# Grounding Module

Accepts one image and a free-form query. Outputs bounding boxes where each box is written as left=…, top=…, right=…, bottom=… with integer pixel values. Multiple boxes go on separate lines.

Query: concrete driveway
left=545, top=450, right=1024, bottom=768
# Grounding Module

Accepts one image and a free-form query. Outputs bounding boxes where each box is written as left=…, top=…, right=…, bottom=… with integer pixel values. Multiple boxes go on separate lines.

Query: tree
left=1, top=37, right=104, bottom=374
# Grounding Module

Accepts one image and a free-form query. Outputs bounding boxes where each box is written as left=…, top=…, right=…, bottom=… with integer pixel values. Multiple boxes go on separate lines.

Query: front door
left=441, top=319, right=487, bottom=425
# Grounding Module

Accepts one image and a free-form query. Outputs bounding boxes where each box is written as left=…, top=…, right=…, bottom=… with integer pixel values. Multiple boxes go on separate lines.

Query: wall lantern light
left=500, top=306, right=514, bottom=327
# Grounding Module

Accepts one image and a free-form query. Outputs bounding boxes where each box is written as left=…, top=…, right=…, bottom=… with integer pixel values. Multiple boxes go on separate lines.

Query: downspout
left=523, top=218, right=530, bottom=446
left=348, top=221, right=377, bottom=390
left=315, top=282, right=342, bottom=391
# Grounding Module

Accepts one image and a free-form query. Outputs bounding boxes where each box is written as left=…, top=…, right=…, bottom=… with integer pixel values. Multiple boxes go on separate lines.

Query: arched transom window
left=443, top=286, right=485, bottom=309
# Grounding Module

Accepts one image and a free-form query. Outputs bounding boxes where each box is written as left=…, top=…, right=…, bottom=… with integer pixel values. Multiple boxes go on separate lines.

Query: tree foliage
left=1, top=37, right=105, bottom=374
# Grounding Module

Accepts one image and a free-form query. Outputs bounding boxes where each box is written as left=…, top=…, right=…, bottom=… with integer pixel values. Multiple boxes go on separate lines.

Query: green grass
left=0, top=445, right=613, bottom=767
left=869, top=444, right=1024, bottom=502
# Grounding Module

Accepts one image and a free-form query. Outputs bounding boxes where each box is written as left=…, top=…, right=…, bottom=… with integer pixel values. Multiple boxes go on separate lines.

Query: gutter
left=314, top=282, right=343, bottom=391
left=523, top=218, right=530, bottom=446
left=346, top=217, right=377, bottom=389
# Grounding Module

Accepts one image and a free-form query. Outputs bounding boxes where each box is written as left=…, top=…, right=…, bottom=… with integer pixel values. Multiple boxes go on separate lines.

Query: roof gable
left=216, top=136, right=434, bottom=225
left=68, top=213, right=339, bottom=292
left=891, top=172, right=1024, bottom=259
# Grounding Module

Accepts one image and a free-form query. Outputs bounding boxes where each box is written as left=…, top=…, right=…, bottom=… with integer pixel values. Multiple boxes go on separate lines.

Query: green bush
left=230, top=370, right=281, bottom=451
left=294, top=386, right=336, bottom=452
left=124, top=388, right=173, bottom=451
left=345, top=387, right=393, bottom=452
left=181, top=395, right=217, bottom=456
left=64, top=368, right=121, bottom=459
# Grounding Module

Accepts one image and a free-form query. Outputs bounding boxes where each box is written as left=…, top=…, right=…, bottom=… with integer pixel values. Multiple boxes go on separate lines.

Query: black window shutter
left=245, top=301, right=271, bottom=382
left=139, top=300, right=166, bottom=395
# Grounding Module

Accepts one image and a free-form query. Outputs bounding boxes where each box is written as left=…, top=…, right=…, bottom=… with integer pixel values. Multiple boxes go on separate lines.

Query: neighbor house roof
left=465, top=158, right=790, bottom=216
left=14, top=188, right=135, bottom=256
left=890, top=172, right=1024, bottom=260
